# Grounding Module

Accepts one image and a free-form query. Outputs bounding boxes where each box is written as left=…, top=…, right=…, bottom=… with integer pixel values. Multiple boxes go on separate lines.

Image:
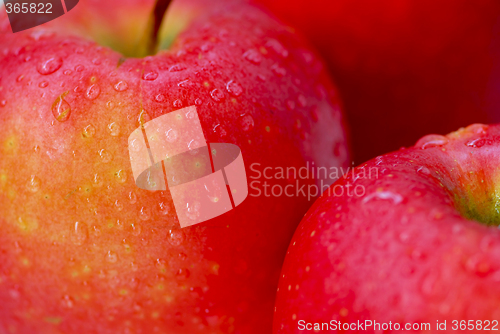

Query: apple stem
left=139, top=0, right=173, bottom=56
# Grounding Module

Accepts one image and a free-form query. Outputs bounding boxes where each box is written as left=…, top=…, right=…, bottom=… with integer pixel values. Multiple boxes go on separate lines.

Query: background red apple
left=256, top=0, right=500, bottom=163
left=0, top=0, right=349, bottom=332
left=274, top=123, right=500, bottom=333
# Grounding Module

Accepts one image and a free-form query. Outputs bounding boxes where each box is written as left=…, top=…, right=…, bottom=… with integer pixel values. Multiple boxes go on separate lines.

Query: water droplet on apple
left=173, top=99, right=183, bottom=108
left=63, top=69, right=72, bottom=76
left=213, top=124, right=227, bottom=137
left=115, top=170, right=127, bottom=183
left=399, top=231, right=411, bottom=243
left=226, top=80, right=243, bottom=97
left=146, top=170, right=160, bottom=189
left=107, top=122, right=120, bottom=136
left=82, top=125, right=95, bottom=138
left=169, top=229, right=185, bottom=246
left=362, top=191, right=403, bottom=205
left=26, top=175, right=41, bottom=193
left=139, top=207, right=151, bottom=221
left=75, top=65, right=84, bottom=72
left=416, top=134, right=448, bottom=149
left=297, top=94, right=307, bottom=107
left=106, top=250, right=118, bottom=263
left=129, top=138, right=142, bottom=152
left=157, top=202, right=169, bottom=216
left=420, top=271, right=441, bottom=296
left=210, top=89, right=225, bottom=102
left=205, top=181, right=222, bottom=203
left=99, top=149, right=112, bottom=163
left=176, top=268, right=190, bottom=280
left=93, top=173, right=103, bottom=187
left=243, top=49, right=262, bottom=64
left=169, top=63, right=187, bottom=72
left=195, top=98, right=203, bottom=106
left=114, top=81, right=128, bottom=92
left=86, top=84, right=100, bottom=100
left=240, top=115, right=254, bottom=132
left=0, top=100, right=6, bottom=107
left=452, top=224, right=464, bottom=234
left=115, top=200, right=123, bottom=211
left=70, top=221, right=88, bottom=246
left=130, top=262, right=138, bottom=271
left=309, top=106, right=319, bottom=122
left=129, top=191, right=137, bottom=204
left=178, top=79, right=192, bottom=89
left=155, top=94, right=166, bottom=102
left=52, top=98, right=71, bottom=122
left=185, top=108, right=195, bottom=119
left=286, top=100, right=295, bottom=111
left=155, top=258, right=167, bottom=271
left=37, top=57, right=63, bottom=75
left=188, top=139, right=200, bottom=152
left=186, top=201, right=201, bottom=220
left=465, top=255, right=492, bottom=276
left=92, top=225, right=101, bottom=237
left=61, top=295, right=74, bottom=308
left=466, top=138, right=486, bottom=148
left=417, top=166, right=431, bottom=175
left=138, top=110, right=152, bottom=128
left=166, top=128, right=178, bottom=143
left=142, top=71, right=158, bottom=81
left=271, top=64, right=286, bottom=77
left=39, top=81, right=48, bottom=88
left=265, top=39, right=289, bottom=58
left=29, top=30, right=55, bottom=41
left=130, top=223, right=141, bottom=236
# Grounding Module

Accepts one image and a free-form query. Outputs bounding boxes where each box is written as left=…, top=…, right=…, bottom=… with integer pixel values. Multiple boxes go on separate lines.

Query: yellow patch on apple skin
left=16, top=216, right=39, bottom=233
left=211, top=262, right=220, bottom=275
left=43, top=316, right=62, bottom=325
left=20, top=257, right=30, bottom=267
left=3, top=135, right=18, bottom=153
left=0, top=171, right=7, bottom=188
left=7, top=188, right=15, bottom=200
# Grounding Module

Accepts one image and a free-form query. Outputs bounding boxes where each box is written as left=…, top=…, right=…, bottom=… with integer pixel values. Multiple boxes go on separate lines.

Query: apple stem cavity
left=138, top=0, right=173, bottom=57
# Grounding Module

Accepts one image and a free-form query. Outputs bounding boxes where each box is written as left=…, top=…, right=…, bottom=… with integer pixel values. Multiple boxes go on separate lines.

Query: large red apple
left=0, top=0, right=349, bottom=332
left=274, top=123, right=500, bottom=333
left=256, top=0, right=500, bottom=163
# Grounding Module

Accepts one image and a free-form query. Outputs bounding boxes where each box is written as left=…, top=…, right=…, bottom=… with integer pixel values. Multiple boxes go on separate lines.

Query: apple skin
left=0, top=0, right=349, bottom=333
left=255, top=0, right=500, bottom=163
left=274, top=123, right=500, bottom=333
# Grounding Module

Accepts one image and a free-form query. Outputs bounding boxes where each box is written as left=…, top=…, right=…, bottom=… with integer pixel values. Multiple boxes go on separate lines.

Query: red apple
left=274, top=123, right=500, bottom=333
left=255, top=0, right=500, bottom=163
left=0, top=0, right=349, bottom=333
